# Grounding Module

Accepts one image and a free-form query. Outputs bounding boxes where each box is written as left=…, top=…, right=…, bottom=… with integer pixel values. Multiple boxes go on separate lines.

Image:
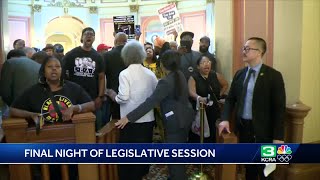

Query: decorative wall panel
left=8, top=16, right=30, bottom=49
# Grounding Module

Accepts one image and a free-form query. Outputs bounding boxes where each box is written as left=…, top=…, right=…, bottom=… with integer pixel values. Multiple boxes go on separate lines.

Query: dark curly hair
left=38, top=55, right=64, bottom=87
left=145, top=47, right=157, bottom=64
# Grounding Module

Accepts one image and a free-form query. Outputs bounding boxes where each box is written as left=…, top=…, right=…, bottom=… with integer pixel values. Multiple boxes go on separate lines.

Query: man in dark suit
left=218, top=37, right=286, bottom=180
left=104, top=32, right=127, bottom=119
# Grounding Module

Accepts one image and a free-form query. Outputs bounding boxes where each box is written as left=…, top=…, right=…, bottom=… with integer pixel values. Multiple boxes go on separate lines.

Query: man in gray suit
left=0, top=49, right=41, bottom=106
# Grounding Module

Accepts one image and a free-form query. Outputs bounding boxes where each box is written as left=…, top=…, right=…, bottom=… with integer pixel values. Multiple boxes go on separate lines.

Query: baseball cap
left=180, top=31, right=194, bottom=39
left=97, top=44, right=112, bottom=51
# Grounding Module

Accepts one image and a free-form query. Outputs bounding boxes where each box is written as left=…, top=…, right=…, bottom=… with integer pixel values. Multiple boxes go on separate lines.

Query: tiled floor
left=143, top=164, right=215, bottom=180
left=144, top=164, right=246, bottom=180
left=1, top=164, right=245, bottom=180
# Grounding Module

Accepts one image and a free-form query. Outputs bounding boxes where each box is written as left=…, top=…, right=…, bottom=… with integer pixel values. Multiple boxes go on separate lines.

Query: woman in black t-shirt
left=10, top=56, right=95, bottom=180
left=11, top=56, right=94, bottom=122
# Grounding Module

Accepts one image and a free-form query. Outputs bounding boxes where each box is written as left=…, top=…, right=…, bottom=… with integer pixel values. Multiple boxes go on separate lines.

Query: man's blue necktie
left=238, top=68, right=255, bottom=118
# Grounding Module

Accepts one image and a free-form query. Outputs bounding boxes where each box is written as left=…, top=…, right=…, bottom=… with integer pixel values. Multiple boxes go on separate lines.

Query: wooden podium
left=2, top=113, right=99, bottom=180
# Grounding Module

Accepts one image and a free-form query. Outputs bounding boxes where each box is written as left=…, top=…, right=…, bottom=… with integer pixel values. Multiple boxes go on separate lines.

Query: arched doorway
left=141, top=16, right=164, bottom=44
left=44, top=16, right=86, bottom=53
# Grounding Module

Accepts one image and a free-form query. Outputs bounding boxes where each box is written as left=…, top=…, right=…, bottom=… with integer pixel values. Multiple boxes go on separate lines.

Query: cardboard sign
left=113, top=15, right=135, bottom=39
left=158, top=3, right=184, bottom=35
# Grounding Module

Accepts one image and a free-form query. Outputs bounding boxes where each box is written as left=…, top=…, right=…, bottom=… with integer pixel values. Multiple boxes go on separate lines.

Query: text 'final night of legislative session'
left=24, top=148, right=216, bottom=158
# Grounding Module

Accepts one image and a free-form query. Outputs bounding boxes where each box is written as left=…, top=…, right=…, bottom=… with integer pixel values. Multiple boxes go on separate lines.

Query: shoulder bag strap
left=45, top=87, right=63, bottom=122
left=202, top=75, right=221, bottom=109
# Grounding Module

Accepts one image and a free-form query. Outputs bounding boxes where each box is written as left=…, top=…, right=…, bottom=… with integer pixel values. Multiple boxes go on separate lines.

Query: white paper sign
left=264, top=164, right=276, bottom=177
left=158, top=3, right=184, bottom=35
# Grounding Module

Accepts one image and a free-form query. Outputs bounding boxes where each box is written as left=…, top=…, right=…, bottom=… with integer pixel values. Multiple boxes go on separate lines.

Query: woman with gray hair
left=107, top=40, right=158, bottom=180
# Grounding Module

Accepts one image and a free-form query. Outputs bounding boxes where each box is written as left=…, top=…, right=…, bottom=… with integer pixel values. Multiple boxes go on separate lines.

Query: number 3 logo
left=261, top=145, right=276, bottom=158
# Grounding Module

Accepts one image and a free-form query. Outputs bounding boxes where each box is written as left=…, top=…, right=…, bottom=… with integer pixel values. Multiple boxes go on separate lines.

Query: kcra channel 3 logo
left=260, top=145, right=293, bottom=163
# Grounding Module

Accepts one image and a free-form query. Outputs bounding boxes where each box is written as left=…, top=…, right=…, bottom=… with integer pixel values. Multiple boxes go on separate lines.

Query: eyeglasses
left=83, top=32, right=95, bottom=36
left=200, top=61, right=212, bottom=65
left=242, top=46, right=260, bottom=53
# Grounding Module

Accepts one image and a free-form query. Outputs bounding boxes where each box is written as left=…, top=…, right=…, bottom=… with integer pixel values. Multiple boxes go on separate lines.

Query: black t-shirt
left=192, top=72, right=221, bottom=110
left=103, top=45, right=126, bottom=92
left=12, top=81, right=92, bottom=122
left=63, top=46, right=104, bottom=99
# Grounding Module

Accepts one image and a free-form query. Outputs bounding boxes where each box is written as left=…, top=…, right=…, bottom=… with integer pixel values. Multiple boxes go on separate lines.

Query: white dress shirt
left=116, top=64, right=158, bottom=123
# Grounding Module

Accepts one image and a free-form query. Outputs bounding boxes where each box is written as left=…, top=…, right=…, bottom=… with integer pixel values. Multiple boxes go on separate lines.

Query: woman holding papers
left=116, top=50, right=194, bottom=180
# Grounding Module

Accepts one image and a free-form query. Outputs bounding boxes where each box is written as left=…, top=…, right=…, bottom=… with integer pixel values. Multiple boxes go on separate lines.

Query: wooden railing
left=215, top=132, right=238, bottom=180
left=4, top=102, right=315, bottom=180
left=2, top=113, right=99, bottom=180
left=214, top=101, right=319, bottom=179
left=274, top=102, right=320, bottom=180
left=215, top=103, right=238, bottom=180
left=218, top=102, right=319, bottom=180
left=96, top=119, right=119, bottom=180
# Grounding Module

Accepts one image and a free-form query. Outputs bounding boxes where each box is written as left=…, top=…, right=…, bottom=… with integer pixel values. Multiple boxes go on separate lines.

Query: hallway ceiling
left=13, top=0, right=184, bottom=6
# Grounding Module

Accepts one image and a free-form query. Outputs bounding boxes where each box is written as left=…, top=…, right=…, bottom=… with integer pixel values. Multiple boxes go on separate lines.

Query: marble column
left=89, top=6, right=100, bottom=46
left=206, top=0, right=215, bottom=54
left=31, top=4, right=45, bottom=49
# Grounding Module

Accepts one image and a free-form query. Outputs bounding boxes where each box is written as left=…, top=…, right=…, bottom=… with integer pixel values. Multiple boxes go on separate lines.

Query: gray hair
left=121, top=41, right=146, bottom=66
left=23, top=47, right=36, bottom=54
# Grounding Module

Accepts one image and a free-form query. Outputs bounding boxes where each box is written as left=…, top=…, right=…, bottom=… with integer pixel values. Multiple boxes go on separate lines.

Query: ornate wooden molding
left=48, top=0, right=83, bottom=8
left=47, top=0, right=84, bottom=14
left=168, top=0, right=178, bottom=8
left=32, top=4, right=42, bottom=13
left=129, top=4, right=139, bottom=12
left=89, top=6, right=98, bottom=14
left=285, top=102, right=311, bottom=143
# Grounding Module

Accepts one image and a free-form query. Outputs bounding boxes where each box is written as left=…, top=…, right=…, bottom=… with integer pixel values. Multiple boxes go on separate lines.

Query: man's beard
left=199, top=46, right=209, bottom=53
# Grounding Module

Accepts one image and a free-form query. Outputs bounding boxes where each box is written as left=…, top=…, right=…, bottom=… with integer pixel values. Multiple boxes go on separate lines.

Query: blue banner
left=0, top=143, right=318, bottom=164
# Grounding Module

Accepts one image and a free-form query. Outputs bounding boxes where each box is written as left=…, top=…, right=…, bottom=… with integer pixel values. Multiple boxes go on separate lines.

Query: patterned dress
left=143, top=60, right=165, bottom=142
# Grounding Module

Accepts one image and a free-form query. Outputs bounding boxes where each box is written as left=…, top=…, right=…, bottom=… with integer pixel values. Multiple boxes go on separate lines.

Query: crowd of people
left=0, top=26, right=286, bottom=180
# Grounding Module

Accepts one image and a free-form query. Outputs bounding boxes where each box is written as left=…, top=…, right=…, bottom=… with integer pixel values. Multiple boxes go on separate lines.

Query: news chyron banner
left=113, top=15, right=135, bottom=39
left=0, top=144, right=319, bottom=164
left=158, top=3, right=184, bottom=35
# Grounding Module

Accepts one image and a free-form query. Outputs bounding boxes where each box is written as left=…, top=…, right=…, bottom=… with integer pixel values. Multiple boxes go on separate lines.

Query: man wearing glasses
left=218, top=37, right=286, bottom=179
left=63, top=27, right=106, bottom=130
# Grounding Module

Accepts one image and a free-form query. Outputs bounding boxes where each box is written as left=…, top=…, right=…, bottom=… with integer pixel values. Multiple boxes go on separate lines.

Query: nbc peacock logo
left=276, top=145, right=292, bottom=162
